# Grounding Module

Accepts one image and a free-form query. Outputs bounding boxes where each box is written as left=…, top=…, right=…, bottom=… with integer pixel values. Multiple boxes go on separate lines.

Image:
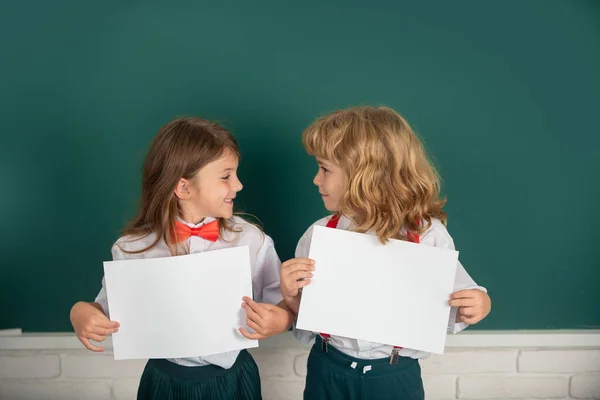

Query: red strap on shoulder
left=407, top=230, right=420, bottom=243
left=326, top=214, right=340, bottom=228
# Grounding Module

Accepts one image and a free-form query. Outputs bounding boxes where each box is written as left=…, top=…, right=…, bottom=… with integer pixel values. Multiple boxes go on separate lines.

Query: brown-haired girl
left=71, top=117, right=293, bottom=400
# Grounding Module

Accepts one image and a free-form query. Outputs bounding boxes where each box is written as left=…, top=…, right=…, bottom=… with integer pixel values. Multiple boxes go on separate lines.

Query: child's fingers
left=246, top=318, right=262, bottom=334
left=79, top=336, right=104, bottom=352
left=291, top=271, right=313, bottom=281
left=296, top=279, right=312, bottom=288
left=258, top=302, right=276, bottom=312
left=238, top=327, right=267, bottom=340
left=242, top=297, right=266, bottom=315
left=448, top=298, right=474, bottom=307
left=460, top=314, right=480, bottom=325
left=91, top=326, right=119, bottom=335
left=450, top=289, right=477, bottom=299
left=242, top=302, right=263, bottom=323
left=282, top=258, right=314, bottom=269
left=87, top=333, right=107, bottom=342
left=282, top=262, right=315, bottom=276
left=95, top=319, right=120, bottom=330
left=458, top=306, right=477, bottom=317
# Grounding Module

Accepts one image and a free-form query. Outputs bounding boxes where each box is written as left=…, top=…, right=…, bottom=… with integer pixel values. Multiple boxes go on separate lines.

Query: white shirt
left=293, top=215, right=487, bottom=360
left=95, top=216, right=283, bottom=369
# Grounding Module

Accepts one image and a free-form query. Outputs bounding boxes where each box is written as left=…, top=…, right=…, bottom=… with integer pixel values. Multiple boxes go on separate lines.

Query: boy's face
left=313, top=157, right=347, bottom=212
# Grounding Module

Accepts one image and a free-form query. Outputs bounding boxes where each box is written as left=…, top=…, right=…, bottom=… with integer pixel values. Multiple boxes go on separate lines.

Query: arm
left=238, top=298, right=294, bottom=340
left=289, top=226, right=318, bottom=344
left=280, top=258, right=314, bottom=314
left=238, top=234, right=294, bottom=339
left=70, top=300, right=119, bottom=352
left=70, top=243, right=125, bottom=351
left=447, top=260, right=491, bottom=333
left=280, top=225, right=317, bottom=314
left=419, top=221, right=491, bottom=334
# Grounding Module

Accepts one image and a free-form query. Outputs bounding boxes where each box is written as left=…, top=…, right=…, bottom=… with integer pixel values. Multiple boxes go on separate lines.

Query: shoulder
left=295, top=215, right=335, bottom=257
left=113, top=232, right=158, bottom=252
left=227, top=216, right=275, bottom=254
left=419, top=218, right=456, bottom=250
left=299, top=215, right=333, bottom=240
left=230, top=215, right=267, bottom=241
left=110, top=232, right=159, bottom=259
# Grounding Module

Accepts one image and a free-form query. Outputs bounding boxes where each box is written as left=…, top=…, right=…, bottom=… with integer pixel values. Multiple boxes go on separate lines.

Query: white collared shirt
left=95, top=216, right=283, bottom=369
left=293, top=215, right=487, bottom=360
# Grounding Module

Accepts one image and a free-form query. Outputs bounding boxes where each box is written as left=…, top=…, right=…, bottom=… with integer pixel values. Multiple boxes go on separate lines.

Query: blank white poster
left=296, top=226, right=458, bottom=354
left=104, top=246, right=257, bottom=360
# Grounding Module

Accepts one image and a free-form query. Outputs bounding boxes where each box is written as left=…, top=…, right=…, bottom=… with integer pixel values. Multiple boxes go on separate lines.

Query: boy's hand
left=239, top=297, right=294, bottom=340
left=449, top=289, right=491, bottom=325
left=70, top=302, right=120, bottom=352
left=280, top=258, right=314, bottom=298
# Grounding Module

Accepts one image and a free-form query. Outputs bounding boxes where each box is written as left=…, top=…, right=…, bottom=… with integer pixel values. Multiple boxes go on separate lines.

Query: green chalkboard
left=1, top=1, right=599, bottom=332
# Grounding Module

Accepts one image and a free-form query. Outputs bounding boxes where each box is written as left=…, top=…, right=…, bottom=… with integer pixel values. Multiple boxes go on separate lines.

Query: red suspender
left=320, top=214, right=420, bottom=364
left=325, top=214, right=341, bottom=229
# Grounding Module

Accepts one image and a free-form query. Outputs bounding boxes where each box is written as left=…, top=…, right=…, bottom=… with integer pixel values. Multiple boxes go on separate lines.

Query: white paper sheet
left=296, top=226, right=458, bottom=354
left=103, top=246, right=257, bottom=360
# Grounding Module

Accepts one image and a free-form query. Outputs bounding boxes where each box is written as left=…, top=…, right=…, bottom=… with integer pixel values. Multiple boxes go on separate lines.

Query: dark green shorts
left=304, top=336, right=424, bottom=400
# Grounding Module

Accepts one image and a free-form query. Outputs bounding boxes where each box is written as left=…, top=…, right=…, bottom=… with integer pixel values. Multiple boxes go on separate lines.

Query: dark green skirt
left=137, top=350, right=261, bottom=400
left=304, top=337, right=424, bottom=400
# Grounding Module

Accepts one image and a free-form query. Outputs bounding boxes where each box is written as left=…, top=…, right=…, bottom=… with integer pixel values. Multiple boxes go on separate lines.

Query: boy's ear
left=174, top=178, right=191, bottom=200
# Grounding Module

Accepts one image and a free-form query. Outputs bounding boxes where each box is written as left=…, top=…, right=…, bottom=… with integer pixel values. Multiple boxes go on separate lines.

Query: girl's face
left=313, top=157, right=347, bottom=212
left=177, top=148, right=243, bottom=223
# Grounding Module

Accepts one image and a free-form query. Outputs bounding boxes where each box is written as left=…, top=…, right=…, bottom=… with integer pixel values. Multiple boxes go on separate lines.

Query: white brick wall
left=422, top=375, right=457, bottom=400
left=61, top=353, right=146, bottom=379
left=570, top=375, right=600, bottom=399
left=0, top=354, right=61, bottom=379
left=519, top=350, right=600, bottom=374
left=0, top=381, right=112, bottom=400
left=0, top=332, right=599, bottom=400
left=421, top=350, right=518, bottom=375
left=457, top=375, right=569, bottom=399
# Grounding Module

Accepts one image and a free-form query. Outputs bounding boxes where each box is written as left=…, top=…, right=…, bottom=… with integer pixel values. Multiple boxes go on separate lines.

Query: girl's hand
left=239, top=297, right=294, bottom=340
left=280, top=258, right=314, bottom=299
left=448, top=289, right=491, bottom=325
left=70, top=301, right=120, bottom=352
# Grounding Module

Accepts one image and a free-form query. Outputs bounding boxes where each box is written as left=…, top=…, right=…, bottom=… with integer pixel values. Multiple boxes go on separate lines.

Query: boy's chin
left=323, top=203, right=339, bottom=213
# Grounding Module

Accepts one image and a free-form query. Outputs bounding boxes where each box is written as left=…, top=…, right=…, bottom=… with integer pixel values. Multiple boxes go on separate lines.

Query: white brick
left=113, top=378, right=141, bottom=399
left=571, top=374, right=600, bottom=399
left=423, top=375, right=456, bottom=400
left=293, top=353, right=308, bottom=377
left=0, top=381, right=111, bottom=400
left=421, top=350, right=517, bottom=374
left=458, top=375, right=569, bottom=399
left=249, top=348, right=299, bottom=378
left=520, top=350, right=600, bottom=373
left=62, top=353, right=146, bottom=378
left=261, top=378, right=305, bottom=400
left=0, top=355, right=60, bottom=379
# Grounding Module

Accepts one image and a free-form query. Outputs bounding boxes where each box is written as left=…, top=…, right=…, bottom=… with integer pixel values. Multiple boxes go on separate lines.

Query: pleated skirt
left=137, top=350, right=261, bottom=400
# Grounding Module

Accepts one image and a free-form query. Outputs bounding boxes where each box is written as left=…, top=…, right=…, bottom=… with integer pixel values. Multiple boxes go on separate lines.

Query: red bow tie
left=173, top=220, right=219, bottom=243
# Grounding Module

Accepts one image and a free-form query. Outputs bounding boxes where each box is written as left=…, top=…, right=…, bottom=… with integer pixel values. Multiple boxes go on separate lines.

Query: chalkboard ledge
left=1, top=330, right=599, bottom=351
